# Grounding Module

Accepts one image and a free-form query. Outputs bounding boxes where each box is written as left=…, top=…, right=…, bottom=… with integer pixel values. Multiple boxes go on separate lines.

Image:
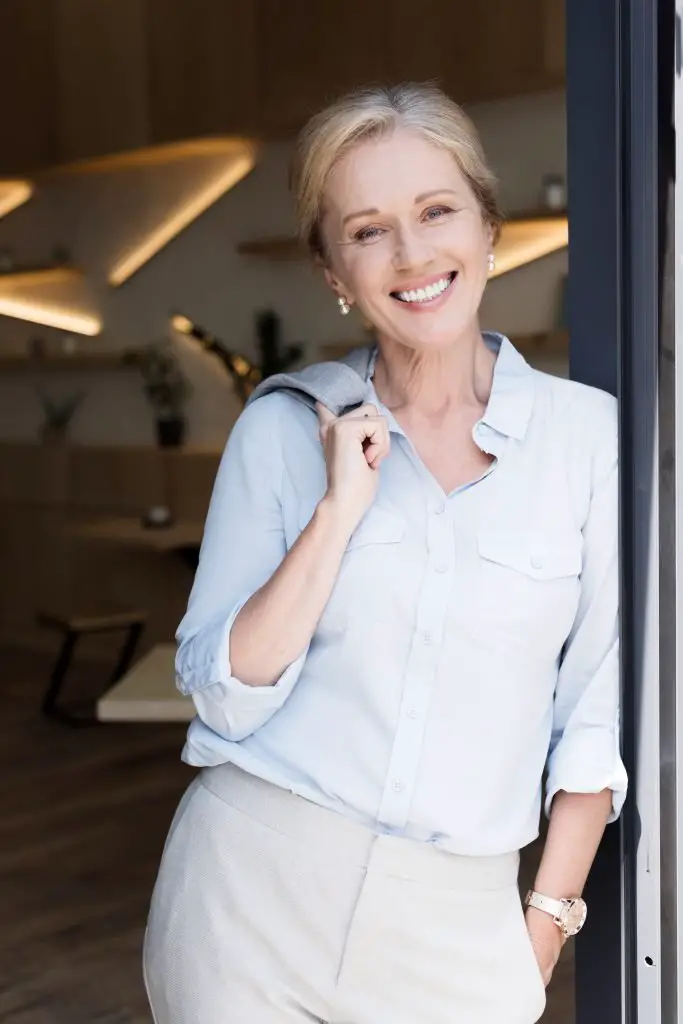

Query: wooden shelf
left=237, top=210, right=568, bottom=263
left=511, top=329, right=568, bottom=353
left=236, top=236, right=304, bottom=260
left=0, top=353, right=138, bottom=374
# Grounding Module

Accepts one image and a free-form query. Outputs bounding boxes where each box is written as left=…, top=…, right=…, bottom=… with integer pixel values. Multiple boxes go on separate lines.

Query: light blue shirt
left=176, top=335, right=627, bottom=856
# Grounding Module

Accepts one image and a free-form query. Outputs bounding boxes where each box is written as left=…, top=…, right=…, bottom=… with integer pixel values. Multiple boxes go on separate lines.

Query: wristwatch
left=524, top=890, right=588, bottom=938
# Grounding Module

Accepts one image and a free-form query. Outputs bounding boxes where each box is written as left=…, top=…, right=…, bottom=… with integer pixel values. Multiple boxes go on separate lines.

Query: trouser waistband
left=200, top=762, right=519, bottom=890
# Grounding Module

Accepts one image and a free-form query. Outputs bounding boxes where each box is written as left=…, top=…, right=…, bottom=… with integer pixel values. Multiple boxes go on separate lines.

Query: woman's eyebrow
left=414, top=188, right=461, bottom=203
left=341, top=189, right=462, bottom=228
left=341, top=207, right=380, bottom=227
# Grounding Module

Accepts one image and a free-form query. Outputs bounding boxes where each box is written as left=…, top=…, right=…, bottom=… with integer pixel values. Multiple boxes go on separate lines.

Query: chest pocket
left=298, top=501, right=407, bottom=638
left=478, top=531, right=582, bottom=581
left=473, top=529, right=583, bottom=659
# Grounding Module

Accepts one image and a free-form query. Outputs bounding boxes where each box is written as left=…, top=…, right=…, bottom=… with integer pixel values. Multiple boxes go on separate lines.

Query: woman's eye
left=353, top=225, right=384, bottom=243
left=423, top=205, right=453, bottom=222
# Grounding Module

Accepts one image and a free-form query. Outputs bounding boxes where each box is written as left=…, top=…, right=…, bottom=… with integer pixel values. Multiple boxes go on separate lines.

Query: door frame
left=566, top=1, right=676, bottom=1021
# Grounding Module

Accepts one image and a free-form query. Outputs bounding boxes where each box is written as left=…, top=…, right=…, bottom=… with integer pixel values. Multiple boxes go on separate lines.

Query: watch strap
left=525, top=890, right=565, bottom=920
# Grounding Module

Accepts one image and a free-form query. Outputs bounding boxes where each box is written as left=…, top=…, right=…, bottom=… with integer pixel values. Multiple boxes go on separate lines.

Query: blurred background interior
left=0, top=2, right=572, bottom=1021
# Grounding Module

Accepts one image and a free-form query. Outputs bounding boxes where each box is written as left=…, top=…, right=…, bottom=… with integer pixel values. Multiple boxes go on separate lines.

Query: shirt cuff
left=175, top=599, right=308, bottom=741
left=175, top=597, right=306, bottom=699
left=545, top=724, right=628, bottom=823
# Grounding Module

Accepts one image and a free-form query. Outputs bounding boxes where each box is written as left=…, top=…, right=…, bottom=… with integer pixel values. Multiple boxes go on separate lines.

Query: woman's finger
left=316, top=401, right=336, bottom=438
left=361, top=419, right=390, bottom=468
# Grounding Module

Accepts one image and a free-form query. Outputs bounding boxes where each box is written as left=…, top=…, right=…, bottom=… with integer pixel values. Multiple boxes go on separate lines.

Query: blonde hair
left=290, top=82, right=503, bottom=262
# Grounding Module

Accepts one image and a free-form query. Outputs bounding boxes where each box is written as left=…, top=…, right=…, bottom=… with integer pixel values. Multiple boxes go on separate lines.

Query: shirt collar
left=364, top=331, right=535, bottom=442
left=479, top=331, right=535, bottom=441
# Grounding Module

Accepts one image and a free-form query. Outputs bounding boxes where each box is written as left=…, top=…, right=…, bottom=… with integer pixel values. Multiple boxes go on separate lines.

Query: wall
left=0, top=89, right=567, bottom=449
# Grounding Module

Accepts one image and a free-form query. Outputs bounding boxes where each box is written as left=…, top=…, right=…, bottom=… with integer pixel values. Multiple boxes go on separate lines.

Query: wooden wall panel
left=0, top=506, right=70, bottom=636
left=0, top=0, right=565, bottom=170
left=0, top=0, right=58, bottom=173
left=0, top=443, right=69, bottom=505
left=68, top=539, right=190, bottom=654
left=258, top=0, right=391, bottom=133
left=146, top=0, right=259, bottom=142
left=542, top=0, right=566, bottom=79
left=53, top=0, right=150, bottom=163
left=163, top=449, right=219, bottom=523
left=389, top=0, right=562, bottom=105
left=68, top=446, right=166, bottom=515
left=0, top=443, right=206, bottom=652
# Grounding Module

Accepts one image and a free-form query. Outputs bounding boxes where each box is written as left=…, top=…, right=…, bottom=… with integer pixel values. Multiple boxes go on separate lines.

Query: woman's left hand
left=525, top=907, right=565, bottom=987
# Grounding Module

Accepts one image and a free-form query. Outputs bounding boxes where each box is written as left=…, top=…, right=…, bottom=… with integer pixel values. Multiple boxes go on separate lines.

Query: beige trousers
left=143, top=763, right=546, bottom=1023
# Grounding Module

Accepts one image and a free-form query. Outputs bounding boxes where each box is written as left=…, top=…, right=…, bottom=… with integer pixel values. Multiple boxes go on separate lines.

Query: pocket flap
left=478, top=530, right=582, bottom=580
left=347, top=504, right=406, bottom=550
left=297, top=500, right=406, bottom=550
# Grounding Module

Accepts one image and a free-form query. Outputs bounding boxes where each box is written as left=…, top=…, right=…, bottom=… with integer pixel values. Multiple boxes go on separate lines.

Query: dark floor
left=0, top=644, right=573, bottom=1023
left=0, top=644, right=191, bottom=1023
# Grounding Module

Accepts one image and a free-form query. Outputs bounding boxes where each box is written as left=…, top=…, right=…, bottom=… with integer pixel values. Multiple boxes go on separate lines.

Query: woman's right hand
left=316, top=402, right=391, bottom=533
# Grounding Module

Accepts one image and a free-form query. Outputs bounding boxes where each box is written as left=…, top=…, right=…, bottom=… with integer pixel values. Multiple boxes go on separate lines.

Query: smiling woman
left=288, top=85, right=503, bottom=361
left=144, top=83, right=625, bottom=1024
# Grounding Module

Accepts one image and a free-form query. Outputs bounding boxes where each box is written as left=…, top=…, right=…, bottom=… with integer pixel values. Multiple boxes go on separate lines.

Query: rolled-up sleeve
left=545, top=405, right=628, bottom=822
left=175, top=396, right=307, bottom=741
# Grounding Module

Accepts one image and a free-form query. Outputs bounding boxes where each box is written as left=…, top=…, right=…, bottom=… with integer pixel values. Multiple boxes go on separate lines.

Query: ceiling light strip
left=0, top=298, right=101, bottom=336
left=0, top=180, right=34, bottom=220
left=108, top=153, right=256, bottom=287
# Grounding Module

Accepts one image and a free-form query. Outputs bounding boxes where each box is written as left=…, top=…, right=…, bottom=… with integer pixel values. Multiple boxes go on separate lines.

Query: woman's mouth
left=390, top=271, right=457, bottom=308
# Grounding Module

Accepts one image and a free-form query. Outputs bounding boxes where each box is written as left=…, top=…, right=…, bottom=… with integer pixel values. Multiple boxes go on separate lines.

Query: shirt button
left=406, top=708, right=418, bottom=719
left=434, top=563, right=449, bottom=573
left=392, top=779, right=404, bottom=792
left=433, top=501, right=446, bottom=515
left=530, top=554, right=544, bottom=569
left=422, top=631, right=433, bottom=645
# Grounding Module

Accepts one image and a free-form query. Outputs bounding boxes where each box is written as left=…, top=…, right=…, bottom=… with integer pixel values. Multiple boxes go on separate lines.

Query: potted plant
left=127, top=340, right=191, bottom=447
left=37, top=388, right=85, bottom=444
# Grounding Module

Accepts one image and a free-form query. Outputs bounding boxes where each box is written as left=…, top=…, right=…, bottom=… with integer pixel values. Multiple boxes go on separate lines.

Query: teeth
left=396, top=274, right=452, bottom=303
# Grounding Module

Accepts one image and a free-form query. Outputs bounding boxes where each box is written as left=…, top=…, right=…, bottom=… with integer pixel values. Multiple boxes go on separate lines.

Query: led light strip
left=491, top=216, right=568, bottom=278
left=0, top=138, right=257, bottom=336
left=0, top=266, right=102, bottom=335
left=0, top=180, right=33, bottom=220
left=0, top=296, right=101, bottom=335
left=108, top=149, right=256, bottom=286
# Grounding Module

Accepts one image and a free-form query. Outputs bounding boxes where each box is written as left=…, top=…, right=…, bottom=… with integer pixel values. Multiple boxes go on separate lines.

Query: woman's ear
left=324, top=267, right=354, bottom=309
left=323, top=266, right=340, bottom=293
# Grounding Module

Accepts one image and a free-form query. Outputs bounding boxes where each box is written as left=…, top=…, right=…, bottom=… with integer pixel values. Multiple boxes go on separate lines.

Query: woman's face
left=321, top=127, right=493, bottom=352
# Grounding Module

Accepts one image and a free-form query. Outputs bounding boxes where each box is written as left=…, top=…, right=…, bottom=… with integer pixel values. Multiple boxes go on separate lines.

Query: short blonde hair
left=290, top=82, right=503, bottom=261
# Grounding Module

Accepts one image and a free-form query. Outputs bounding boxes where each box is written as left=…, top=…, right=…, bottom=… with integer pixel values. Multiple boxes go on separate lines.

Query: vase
left=40, top=423, right=68, bottom=445
left=156, top=416, right=185, bottom=448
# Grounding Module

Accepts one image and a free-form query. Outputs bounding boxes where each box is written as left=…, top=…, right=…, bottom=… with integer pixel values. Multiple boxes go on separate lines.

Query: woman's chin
left=378, top=314, right=476, bottom=352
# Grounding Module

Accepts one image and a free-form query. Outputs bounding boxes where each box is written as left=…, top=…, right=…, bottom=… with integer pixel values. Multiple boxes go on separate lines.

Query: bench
left=96, top=643, right=194, bottom=722
left=38, top=608, right=147, bottom=724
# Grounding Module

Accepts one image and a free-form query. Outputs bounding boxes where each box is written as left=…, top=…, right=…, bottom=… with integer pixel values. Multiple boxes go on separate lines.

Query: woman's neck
left=372, top=328, right=497, bottom=425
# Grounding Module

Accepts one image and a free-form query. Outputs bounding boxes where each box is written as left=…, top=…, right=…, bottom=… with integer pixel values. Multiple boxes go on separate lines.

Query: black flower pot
left=156, top=416, right=186, bottom=448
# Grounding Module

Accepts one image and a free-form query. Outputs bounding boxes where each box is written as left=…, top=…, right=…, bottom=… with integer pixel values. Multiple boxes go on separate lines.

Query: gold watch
left=524, top=890, right=587, bottom=938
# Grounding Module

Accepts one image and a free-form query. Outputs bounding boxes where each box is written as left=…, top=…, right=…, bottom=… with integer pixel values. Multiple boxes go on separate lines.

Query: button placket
left=376, top=513, right=453, bottom=831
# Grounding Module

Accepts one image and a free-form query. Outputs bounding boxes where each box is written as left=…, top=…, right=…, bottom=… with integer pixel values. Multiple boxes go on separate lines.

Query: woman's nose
left=392, top=225, right=434, bottom=271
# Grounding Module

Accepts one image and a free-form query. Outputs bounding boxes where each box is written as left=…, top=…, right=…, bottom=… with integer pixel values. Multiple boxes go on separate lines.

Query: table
left=97, top=642, right=194, bottom=722
left=75, top=516, right=203, bottom=568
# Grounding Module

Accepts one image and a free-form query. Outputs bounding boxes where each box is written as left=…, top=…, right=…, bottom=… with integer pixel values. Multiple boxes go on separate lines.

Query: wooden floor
left=0, top=644, right=574, bottom=1023
left=0, top=644, right=191, bottom=1023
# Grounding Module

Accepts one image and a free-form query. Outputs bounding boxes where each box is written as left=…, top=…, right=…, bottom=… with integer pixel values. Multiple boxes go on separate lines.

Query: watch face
left=562, top=898, right=588, bottom=936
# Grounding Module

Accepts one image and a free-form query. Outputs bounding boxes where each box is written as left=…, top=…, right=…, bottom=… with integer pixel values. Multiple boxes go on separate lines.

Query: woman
left=144, top=83, right=627, bottom=1023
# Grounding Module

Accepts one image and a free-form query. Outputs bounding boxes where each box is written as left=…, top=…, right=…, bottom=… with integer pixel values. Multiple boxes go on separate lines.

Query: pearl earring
left=487, top=253, right=496, bottom=272
left=338, top=296, right=351, bottom=316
